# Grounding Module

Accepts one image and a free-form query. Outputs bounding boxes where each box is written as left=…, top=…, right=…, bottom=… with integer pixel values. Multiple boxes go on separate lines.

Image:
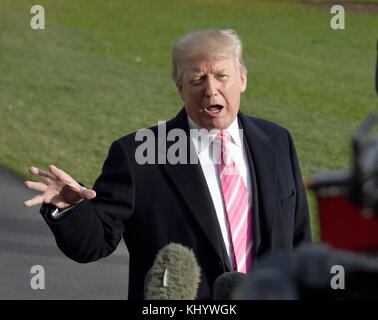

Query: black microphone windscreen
left=213, top=271, right=246, bottom=300
left=233, top=268, right=298, bottom=300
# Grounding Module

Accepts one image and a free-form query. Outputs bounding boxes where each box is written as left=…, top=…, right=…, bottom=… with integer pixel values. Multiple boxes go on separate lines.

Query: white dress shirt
left=187, top=115, right=253, bottom=268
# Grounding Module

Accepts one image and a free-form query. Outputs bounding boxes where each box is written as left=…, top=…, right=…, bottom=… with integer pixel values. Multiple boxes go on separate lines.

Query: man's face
left=177, top=56, right=247, bottom=130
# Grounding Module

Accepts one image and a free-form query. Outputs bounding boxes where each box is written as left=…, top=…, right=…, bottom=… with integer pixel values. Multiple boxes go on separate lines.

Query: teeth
left=206, top=106, right=222, bottom=113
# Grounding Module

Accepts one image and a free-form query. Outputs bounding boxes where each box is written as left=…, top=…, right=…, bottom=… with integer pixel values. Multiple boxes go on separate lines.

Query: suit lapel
left=242, top=130, right=262, bottom=260
left=238, top=112, right=277, bottom=259
left=160, top=108, right=232, bottom=271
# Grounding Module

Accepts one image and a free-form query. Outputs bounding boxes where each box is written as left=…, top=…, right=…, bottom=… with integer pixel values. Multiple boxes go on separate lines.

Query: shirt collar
left=187, top=114, right=243, bottom=155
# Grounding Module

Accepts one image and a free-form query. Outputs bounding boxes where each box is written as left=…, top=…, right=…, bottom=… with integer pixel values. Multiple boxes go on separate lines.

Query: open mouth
left=204, top=105, right=223, bottom=114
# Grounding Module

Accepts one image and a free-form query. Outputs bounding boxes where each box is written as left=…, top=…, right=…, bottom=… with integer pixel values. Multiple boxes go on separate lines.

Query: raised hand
left=23, top=165, right=96, bottom=209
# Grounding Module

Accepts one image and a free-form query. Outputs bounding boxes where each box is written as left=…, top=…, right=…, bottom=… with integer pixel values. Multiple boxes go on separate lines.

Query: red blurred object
left=316, top=193, right=378, bottom=252
left=307, top=112, right=378, bottom=253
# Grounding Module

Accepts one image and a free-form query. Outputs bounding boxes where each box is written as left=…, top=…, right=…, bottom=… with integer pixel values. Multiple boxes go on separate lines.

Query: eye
left=190, top=76, right=205, bottom=86
left=190, top=80, right=202, bottom=86
left=218, top=74, right=228, bottom=79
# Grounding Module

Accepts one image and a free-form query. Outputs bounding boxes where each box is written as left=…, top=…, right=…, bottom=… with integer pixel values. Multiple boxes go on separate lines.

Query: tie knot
left=215, top=131, right=232, bottom=146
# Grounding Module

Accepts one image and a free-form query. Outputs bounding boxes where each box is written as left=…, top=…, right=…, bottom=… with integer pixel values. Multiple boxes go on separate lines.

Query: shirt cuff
left=50, top=203, right=80, bottom=220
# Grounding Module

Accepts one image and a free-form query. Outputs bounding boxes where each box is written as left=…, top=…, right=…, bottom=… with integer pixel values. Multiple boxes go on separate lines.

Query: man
left=24, top=29, right=312, bottom=299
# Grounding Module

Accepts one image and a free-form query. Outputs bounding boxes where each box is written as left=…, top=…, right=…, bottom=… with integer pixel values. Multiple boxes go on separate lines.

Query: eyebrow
left=189, top=72, right=204, bottom=79
left=188, top=68, right=228, bottom=80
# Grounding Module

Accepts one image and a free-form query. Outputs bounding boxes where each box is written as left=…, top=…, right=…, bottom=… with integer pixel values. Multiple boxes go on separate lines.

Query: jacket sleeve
left=287, top=130, right=313, bottom=246
left=40, top=139, right=135, bottom=263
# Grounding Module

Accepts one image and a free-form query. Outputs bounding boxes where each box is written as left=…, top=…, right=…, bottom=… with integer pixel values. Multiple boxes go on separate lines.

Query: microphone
left=233, top=244, right=378, bottom=299
left=144, top=242, right=201, bottom=300
left=233, top=268, right=299, bottom=300
left=213, top=271, right=247, bottom=300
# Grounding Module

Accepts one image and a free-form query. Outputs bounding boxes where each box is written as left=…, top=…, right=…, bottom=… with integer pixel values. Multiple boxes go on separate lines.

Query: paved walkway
left=0, top=166, right=129, bottom=299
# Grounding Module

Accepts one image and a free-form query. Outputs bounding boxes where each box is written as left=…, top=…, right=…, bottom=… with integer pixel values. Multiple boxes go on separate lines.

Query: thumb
left=79, top=187, right=96, bottom=200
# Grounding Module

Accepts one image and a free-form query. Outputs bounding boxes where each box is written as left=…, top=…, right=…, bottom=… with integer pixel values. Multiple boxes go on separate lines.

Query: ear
left=240, top=71, right=247, bottom=93
left=176, top=82, right=185, bottom=101
left=239, top=70, right=247, bottom=93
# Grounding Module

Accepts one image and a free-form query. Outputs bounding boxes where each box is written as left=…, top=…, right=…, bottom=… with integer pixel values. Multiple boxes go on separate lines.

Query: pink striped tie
left=214, top=131, right=253, bottom=274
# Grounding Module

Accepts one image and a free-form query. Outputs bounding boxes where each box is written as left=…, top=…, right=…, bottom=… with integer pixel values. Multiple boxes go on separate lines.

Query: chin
left=209, top=119, right=230, bottom=131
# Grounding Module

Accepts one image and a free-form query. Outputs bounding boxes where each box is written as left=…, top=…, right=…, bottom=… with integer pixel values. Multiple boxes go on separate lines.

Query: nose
left=205, top=76, right=218, bottom=97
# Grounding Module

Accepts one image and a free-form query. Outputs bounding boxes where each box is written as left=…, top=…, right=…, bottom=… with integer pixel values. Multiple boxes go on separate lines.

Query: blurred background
left=0, top=0, right=377, bottom=299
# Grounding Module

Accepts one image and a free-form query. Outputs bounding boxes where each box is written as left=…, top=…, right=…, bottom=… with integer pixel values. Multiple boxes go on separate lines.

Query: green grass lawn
left=1, top=0, right=377, bottom=241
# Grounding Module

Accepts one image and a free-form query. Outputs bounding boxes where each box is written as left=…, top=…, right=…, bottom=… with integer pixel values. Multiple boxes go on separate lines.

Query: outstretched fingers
left=24, top=181, right=48, bottom=192
left=29, top=167, right=56, bottom=183
left=24, top=165, right=96, bottom=208
left=23, top=194, right=44, bottom=207
left=48, top=165, right=75, bottom=184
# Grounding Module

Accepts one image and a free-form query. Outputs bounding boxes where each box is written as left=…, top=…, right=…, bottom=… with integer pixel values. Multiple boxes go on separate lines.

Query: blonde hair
left=171, top=29, right=247, bottom=83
